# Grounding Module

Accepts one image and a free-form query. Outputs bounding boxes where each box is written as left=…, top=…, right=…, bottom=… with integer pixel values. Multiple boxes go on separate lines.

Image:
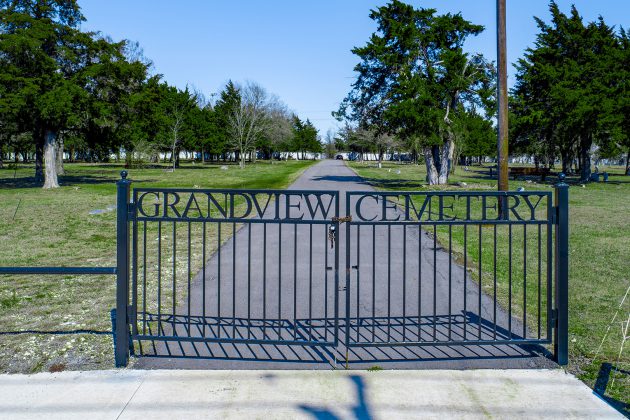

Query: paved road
left=135, top=160, right=555, bottom=370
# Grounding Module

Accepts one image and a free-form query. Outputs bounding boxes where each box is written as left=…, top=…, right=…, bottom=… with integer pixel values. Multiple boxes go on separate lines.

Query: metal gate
left=343, top=190, right=557, bottom=350
left=127, top=187, right=341, bottom=356
left=112, top=172, right=569, bottom=367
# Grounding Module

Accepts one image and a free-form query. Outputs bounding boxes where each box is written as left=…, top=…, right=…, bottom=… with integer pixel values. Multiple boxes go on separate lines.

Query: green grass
left=348, top=160, right=630, bottom=413
left=0, top=160, right=315, bottom=373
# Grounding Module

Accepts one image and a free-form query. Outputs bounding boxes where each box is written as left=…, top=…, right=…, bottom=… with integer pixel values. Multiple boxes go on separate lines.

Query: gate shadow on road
left=132, top=312, right=557, bottom=370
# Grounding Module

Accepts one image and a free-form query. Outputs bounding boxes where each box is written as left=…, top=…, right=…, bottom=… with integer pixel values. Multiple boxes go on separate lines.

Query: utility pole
left=497, top=0, right=509, bottom=193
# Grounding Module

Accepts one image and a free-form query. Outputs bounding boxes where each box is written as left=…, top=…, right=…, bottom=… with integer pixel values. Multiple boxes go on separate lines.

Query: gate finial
left=120, top=170, right=128, bottom=180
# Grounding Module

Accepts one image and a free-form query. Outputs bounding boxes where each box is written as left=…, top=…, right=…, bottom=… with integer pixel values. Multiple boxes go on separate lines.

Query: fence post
left=115, top=170, right=131, bottom=367
left=554, top=173, right=569, bottom=365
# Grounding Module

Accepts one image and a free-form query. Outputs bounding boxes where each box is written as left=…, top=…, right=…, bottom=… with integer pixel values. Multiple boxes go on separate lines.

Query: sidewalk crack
left=116, top=374, right=146, bottom=420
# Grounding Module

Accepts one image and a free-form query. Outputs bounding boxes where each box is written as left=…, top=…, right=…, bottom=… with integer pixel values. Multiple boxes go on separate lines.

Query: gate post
left=115, top=170, right=131, bottom=367
left=554, top=173, right=569, bottom=365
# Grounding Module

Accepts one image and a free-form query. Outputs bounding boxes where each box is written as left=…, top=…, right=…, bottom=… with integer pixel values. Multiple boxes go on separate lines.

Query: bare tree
left=265, top=99, right=293, bottom=158
left=169, top=104, right=185, bottom=170
left=228, top=82, right=270, bottom=168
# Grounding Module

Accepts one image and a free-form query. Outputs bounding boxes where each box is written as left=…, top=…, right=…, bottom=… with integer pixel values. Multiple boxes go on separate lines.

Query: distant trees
left=511, top=1, right=629, bottom=179
left=337, top=0, right=495, bottom=184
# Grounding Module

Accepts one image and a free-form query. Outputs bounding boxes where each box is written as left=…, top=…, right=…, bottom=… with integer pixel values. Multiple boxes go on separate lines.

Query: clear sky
left=79, top=1, right=629, bottom=137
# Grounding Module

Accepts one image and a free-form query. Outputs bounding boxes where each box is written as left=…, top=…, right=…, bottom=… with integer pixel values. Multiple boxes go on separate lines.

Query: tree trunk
left=438, top=137, right=455, bottom=184
left=423, top=147, right=439, bottom=185
left=239, top=149, right=245, bottom=169
left=56, top=136, right=65, bottom=176
left=579, top=135, right=592, bottom=182
left=35, top=135, right=44, bottom=181
left=625, top=150, right=630, bottom=175
left=561, top=150, right=571, bottom=175
left=43, top=130, right=60, bottom=189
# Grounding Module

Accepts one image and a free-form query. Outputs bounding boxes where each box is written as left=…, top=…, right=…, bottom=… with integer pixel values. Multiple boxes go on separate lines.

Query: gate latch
left=329, top=216, right=352, bottom=248
left=328, top=225, right=336, bottom=249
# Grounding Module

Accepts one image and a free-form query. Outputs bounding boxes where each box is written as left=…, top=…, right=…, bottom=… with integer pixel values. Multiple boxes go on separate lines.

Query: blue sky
left=79, top=1, right=629, bottom=136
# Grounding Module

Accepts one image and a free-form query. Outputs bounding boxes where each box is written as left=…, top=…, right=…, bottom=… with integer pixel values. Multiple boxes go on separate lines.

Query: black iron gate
left=343, top=190, right=558, bottom=351
left=126, top=187, right=341, bottom=357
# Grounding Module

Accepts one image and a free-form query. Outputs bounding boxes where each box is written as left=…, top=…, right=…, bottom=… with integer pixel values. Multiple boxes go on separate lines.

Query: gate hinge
left=127, top=202, right=136, bottom=217
left=332, top=215, right=352, bottom=223
left=551, top=206, right=558, bottom=224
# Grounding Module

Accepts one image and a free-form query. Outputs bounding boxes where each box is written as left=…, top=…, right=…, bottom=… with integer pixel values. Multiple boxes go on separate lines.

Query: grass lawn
left=348, top=160, right=630, bottom=412
left=0, top=160, right=315, bottom=373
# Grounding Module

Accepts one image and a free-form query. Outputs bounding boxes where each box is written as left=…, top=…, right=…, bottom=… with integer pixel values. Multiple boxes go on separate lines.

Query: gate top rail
left=132, top=188, right=339, bottom=223
left=345, top=190, right=553, bottom=224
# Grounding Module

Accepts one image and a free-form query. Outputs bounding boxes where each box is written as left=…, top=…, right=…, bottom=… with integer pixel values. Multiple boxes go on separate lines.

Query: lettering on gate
left=350, top=192, right=550, bottom=222
left=134, top=190, right=336, bottom=221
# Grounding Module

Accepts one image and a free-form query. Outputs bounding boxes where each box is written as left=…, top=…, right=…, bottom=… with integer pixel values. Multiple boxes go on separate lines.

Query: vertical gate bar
left=464, top=225, right=468, bottom=340
left=554, top=175, right=569, bottom=365
left=324, top=223, right=329, bottom=342
left=387, top=224, right=391, bottom=343
left=188, top=222, right=192, bottom=336
left=217, top=222, right=221, bottom=338
left=115, top=171, right=131, bottom=367
left=546, top=201, right=553, bottom=340
left=373, top=225, right=377, bottom=342
left=142, top=221, right=147, bottom=336
left=278, top=223, right=282, bottom=340
left=263, top=222, right=267, bottom=339
left=508, top=224, right=512, bottom=338
left=202, top=221, right=207, bottom=338
left=157, top=221, right=162, bottom=337
left=418, top=224, right=422, bottom=342
left=172, top=222, right=176, bottom=334
left=232, top=222, right=236, bottom=339
left=537, top=223, right=542, bottom=339
left=344, top=193, right=351, bottom=352
left=334, top=192, right=340, bottom=347
left=478, top=224, right=482, bottom=340
left=493, top=225, right=498, bottom=340
left=523, top=224, right=527, bottom=338
left=131, top=195, right=138, bottom=338
left=433, top=224, right=437, bottom=341
left=293, top=224, right=298, bottom=340
left=448, top=225, right=452, bottom=340
left=309, top=224, right=313, bottom=341
left=248, top=224, right=252, bottom=339
left=356, top=225, right=361, bottom=343
left=402, top=225, right=406, bottom=342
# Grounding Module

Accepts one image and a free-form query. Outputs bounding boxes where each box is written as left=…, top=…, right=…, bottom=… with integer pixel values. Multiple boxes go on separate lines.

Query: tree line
left=336, top=1, right=629, bottom=184
left=0, top=0, right=321, bottom=188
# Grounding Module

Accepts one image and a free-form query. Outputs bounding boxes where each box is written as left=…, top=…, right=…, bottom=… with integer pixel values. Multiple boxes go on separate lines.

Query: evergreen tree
left=512, top=2, right=620, bottom=180
left=337, top=0, right=494, bottom=184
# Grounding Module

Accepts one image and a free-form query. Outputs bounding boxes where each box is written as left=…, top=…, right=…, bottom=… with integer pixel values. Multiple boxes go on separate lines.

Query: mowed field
left=349, top=160, right=630, bottom=411
left=0, top=160, right=315, bottom=373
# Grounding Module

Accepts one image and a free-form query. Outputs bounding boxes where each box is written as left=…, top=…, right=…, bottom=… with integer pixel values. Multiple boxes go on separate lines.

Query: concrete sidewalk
left=0, top=369, right=622, bottom=419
